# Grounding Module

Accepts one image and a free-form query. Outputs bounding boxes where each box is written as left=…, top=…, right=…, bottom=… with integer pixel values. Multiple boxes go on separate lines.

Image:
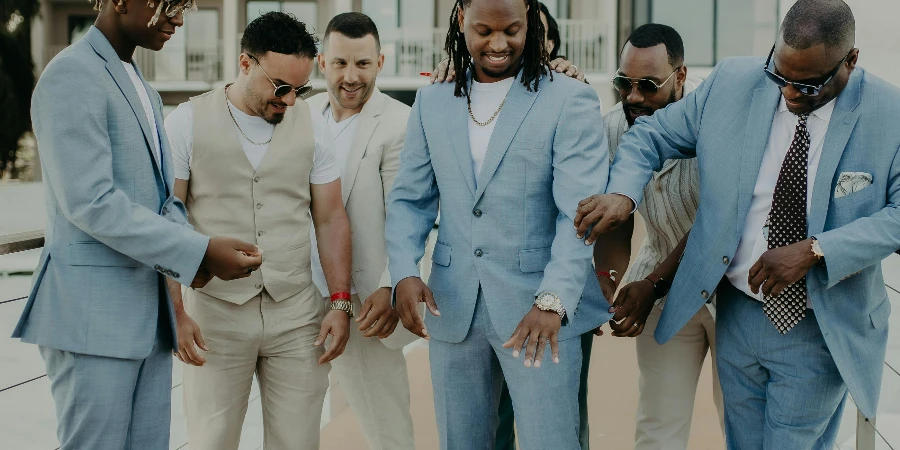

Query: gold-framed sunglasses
left=610, top=67, right=680, bottom=94
left=247, top=54, right=314, bottom=98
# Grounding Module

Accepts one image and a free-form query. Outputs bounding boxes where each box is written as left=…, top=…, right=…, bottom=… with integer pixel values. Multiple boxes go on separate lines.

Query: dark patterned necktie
left=763, top=113, right=810, bottom=334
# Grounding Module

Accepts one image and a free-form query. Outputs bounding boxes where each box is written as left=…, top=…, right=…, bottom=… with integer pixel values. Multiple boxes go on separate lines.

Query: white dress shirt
left=726, top=97, right=836, bottom=303
left=468, top=77, right=516, bottom=184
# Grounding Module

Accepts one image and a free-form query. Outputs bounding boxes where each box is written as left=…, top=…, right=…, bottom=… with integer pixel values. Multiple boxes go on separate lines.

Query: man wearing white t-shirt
left=163, top=12, right=352, bottom=450
left=305, top=13, right=416, bottom=450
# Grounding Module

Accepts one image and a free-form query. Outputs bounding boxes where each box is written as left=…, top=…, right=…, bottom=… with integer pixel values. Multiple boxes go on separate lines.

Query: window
left=246, top=1, right=318, bottom=31
left=153, top=9, right=222, bottom=82
left=627, top=0, right=779, bottom=66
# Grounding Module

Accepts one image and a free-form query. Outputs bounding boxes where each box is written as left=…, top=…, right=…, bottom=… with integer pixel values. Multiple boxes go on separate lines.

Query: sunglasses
left=247, top=54, right=314, bottom=98
left=610, top=67, right=680, bottom=95
left=150, top=0, right=195, bottom=18
left=763, top=44, right=850, bottom=96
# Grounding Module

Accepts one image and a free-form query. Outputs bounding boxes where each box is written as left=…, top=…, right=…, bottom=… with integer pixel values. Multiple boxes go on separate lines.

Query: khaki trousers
left=634, top=305, right=725, bottom=450
left=326, top=294, right=415, bottom=450
left=182, top=286, right=329, bottom=450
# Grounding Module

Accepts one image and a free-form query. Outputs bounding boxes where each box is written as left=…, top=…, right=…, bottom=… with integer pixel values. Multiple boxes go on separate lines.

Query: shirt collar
left=777, top=96, right=837, bottom=122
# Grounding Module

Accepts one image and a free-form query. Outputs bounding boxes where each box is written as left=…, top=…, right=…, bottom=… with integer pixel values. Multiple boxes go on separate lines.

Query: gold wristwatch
left=330, top=300, right=353, bottom=318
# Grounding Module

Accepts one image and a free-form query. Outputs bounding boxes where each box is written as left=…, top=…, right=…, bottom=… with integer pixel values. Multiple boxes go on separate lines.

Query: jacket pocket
left=432, top=241, right=451, bottom=267
left=870, top=295, right=891, bottom=329
left=67, top=242, right=140, bottom=268
left=519, top=247, right=551, bottom=273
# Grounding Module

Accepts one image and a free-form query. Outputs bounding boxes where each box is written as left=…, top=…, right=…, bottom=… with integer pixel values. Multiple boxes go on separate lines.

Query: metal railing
left=45, top=45, right=224, bottom=84
left=0, top=230, right=893, bottom=448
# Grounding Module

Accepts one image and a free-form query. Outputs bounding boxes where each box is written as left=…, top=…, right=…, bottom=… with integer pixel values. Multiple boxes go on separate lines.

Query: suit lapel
left=87, top=27, right=165, bottom=185
left=809, top=70, right=862, bottom=235
left=447, top=88, right=477, bottom=198
left=474, top=77, right=540, bottom=202
left=736, top=85, right=781, bottom=231
left=342, top=90, right=384, bottom=205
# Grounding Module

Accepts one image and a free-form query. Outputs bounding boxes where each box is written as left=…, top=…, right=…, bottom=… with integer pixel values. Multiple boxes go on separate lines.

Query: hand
left=597, top=274, right=618, bottom=306
left=748, top=239, right=819, bottom=298
left=202, top=237, right=262, bottom=281
left=174, top=311, right=208, bottom=366
left=608, top=279, right=656, bottom=337
left=502, top=306, right=562, bottom=368
left=190, top=267, right=212, bottom=289
left=548, top=57, right=587, bottom=83
left=574, top=194, right=635, bottom=245
left=315, top=309, right=350, bottom=364
left=357, top=287, right=401, bottom=339
left=395, top=277, right=440, bottom=339
left=430, top=58, right=456, bottom=84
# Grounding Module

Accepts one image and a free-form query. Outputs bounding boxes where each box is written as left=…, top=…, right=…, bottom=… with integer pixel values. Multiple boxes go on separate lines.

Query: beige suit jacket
left=308, top=88, right=418, bottom=349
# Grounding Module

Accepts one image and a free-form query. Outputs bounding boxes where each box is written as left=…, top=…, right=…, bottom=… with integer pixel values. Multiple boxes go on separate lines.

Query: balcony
left=41, top=20, right=610, bottom=94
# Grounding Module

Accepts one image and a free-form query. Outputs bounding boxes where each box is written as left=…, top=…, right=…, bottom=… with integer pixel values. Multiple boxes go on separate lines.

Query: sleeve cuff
left=612, top=193, right=638, bottom=214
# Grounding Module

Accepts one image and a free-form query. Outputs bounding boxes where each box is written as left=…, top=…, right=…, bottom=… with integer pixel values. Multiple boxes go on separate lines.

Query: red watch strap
left=330, top=292, right=351, bottom=301
left=596, top=271, right=612, bottom=278
left=645, top=272, right=662, bottom=285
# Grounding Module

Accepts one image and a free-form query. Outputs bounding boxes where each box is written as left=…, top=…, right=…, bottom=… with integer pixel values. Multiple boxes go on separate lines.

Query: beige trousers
left=634, top=305, right=725, bottom=450
left=182, top=286, right=329, bottom=450
left=326, top=294, right=415, bottom=450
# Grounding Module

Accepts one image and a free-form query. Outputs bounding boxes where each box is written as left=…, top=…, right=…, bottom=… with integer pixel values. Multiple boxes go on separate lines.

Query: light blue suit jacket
left=607, top=57, right=900, bottom=418
left=11, top=27, right=210, bottom=360
left=386, top=72, right=612, bottom=343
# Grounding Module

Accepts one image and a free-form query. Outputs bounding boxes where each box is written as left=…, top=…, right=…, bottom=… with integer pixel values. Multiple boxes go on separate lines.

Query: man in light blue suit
left=576, top=1, right=899, bottom=448
left=12, top=1, right=262, bottom=448
left=385, top=1, right=610, bottom=449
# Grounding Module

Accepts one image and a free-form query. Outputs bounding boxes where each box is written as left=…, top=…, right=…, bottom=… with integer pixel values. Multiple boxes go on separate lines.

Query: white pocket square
left=834, top=172, right=873, bottom=198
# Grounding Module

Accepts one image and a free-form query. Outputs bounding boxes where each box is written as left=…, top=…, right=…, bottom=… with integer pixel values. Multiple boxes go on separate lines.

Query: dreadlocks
left=90, top=0, right=196, bottom=27
left=444, top=0, right=551, bottom=98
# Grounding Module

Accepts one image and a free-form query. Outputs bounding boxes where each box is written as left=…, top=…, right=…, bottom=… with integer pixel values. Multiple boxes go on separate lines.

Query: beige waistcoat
left=187, top=87, right=315, bottom=304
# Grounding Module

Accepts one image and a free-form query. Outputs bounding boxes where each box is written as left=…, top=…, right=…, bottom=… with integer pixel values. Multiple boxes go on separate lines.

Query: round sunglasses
left=610, top=67, right=680, bottom=95
left=247, top=54, right=314, bottom=98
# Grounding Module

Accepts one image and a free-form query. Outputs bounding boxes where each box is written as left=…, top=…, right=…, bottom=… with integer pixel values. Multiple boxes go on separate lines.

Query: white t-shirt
left=468, top=77, right=516, bottom=184
left=726, top=97, right=836, bottom=305
left=164, top=99, right=339, bottom=184
left=309, top=105, right=362, bottom=297
left=122, top=62, right=162, bottom=165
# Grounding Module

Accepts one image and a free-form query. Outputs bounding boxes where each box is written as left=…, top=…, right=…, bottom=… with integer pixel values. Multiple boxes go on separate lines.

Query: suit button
left=473, top=209, right=482, bottom=217
left=701, top=290, right=709, bottom=300
left=258, top=231, right=265, bottom=237
left=723, top=256, right=730, bottom=265
left=254, top=176, right=261, bottom=183
left=154, top=264, right=162, bottom=270
left=474, top=249, right=483, bottom=257
left=162, top=207, right=168, bottom=215
left=255, top=284, right=263, bottom=290
left=256, top=203, right=263, bottom=210
left=172, top=272, right=180, bottom=278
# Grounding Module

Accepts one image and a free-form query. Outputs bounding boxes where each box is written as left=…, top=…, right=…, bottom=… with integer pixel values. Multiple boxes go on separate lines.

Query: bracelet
left=596, top=270, right=617, bottom=283
left=330, top=292, right=351, bottom=301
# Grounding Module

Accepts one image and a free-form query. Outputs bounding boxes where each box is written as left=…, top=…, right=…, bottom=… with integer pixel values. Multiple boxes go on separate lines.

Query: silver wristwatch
left=534, top=292, right=566, bottom=320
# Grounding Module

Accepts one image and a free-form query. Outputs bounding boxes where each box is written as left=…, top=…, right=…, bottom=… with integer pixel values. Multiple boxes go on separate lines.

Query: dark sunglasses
left=247, top=54, right=313, bottom=98
left=763, top=44, right=850, bottom=96
left=610, top=67, right=680, bottom=95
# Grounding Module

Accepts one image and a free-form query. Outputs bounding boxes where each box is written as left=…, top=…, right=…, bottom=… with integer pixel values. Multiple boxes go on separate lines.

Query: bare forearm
left=592, top=214, right=634, bottom=276
left=315, top=213, right=352, bottom=295
left=654, top=231, right=690, bottom=280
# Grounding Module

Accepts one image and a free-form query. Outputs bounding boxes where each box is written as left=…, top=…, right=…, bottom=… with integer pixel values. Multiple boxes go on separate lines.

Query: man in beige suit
left=163, top=13, right=352, bottom=450
left=306, top=12, right=417, bottom=450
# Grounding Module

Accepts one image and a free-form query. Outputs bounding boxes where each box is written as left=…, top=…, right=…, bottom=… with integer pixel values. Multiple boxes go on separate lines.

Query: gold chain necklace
left=467, top=86, right=508, bottom=127
left=225, top=85, right=273, bottom=146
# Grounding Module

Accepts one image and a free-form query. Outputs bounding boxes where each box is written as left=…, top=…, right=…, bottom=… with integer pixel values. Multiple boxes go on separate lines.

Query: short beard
left=623, top=86, right=679, bottom=126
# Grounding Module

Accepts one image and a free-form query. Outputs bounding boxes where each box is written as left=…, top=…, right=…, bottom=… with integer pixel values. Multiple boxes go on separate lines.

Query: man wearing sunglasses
left=575, top=0, right=900, bottom=448
left=591, top=24, right=724, bottom=450
left=163, top=12, right=352, bottom=450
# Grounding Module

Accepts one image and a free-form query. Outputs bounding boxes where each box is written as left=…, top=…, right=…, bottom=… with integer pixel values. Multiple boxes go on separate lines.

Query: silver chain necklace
left=225, top=85, right=274, bottom=146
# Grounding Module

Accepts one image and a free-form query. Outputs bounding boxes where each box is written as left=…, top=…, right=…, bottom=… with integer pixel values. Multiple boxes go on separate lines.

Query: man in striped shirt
left=591, top=24, right=724, bottom=450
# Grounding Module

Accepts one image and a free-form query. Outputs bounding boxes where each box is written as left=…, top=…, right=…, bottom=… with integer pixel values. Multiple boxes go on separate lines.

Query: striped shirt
left=605, top=76, right=714, bottom=310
